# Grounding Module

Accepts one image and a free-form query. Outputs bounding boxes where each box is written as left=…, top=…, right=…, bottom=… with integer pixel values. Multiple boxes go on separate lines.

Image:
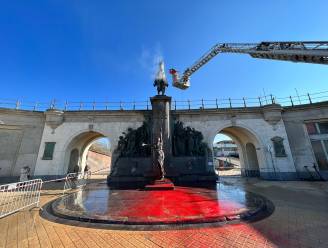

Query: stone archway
left=213, top=125, right=263, bottom=177
left=64, top=131, right=111, bottom=174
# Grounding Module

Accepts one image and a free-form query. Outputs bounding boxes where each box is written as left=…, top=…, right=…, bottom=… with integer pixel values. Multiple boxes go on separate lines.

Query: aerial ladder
left=169, top=41, right=328, bottom=90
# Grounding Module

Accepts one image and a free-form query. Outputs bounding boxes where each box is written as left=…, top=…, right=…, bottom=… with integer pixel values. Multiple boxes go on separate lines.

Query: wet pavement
left=1, top=176, right=328, bottom=247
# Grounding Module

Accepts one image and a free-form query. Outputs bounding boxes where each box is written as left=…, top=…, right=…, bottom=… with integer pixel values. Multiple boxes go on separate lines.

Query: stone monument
left=107, top=60, right=217, bottom=187
left=150, top=61, right=171, bottom=179
left=145, top=61, right=174, bottom=190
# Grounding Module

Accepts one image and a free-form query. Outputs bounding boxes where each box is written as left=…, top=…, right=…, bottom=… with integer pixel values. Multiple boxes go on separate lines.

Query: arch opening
left=65, top=131, right=111, bottom=176
left=213, top=126, right=261, bottom=178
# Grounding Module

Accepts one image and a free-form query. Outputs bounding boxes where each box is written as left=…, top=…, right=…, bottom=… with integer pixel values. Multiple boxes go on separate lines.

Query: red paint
left=105, top=187, right=245, bottom=223
left=54, top=183, right=263, bottom=225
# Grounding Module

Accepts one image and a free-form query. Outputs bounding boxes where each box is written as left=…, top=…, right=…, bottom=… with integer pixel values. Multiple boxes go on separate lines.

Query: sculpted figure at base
left=154, top=135, right=165, bottom=180
left=114, top=122, right=151, bottom=158
left=172, top=121, right=209, bottom=156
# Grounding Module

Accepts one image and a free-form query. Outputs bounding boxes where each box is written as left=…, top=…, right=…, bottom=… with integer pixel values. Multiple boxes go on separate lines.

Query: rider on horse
left=153, top=61, right=168, bottom=95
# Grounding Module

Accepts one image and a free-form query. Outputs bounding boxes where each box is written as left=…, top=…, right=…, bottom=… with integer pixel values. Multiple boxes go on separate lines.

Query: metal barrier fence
left=0, top=179, right=43, bottom=218
left=0, top=172, right=96, bottom=219
left=62, top=172, right=90, bottom=195
left=1, top=90, right=328, bottom=111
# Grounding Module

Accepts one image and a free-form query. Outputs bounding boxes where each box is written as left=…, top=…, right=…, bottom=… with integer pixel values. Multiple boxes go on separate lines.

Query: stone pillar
left=150, top=95, right=172, bottom=170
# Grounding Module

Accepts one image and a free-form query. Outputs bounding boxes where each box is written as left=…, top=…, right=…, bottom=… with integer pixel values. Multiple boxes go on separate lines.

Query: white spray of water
left=138, top=43, right=164, bottom=79
left=155, top=60, right=166, bottom=80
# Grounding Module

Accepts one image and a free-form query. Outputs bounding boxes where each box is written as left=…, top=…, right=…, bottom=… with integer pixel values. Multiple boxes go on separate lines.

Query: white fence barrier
left=63, top=172, right=90, bottom=194
left=0, top=179, right=43, bottom=218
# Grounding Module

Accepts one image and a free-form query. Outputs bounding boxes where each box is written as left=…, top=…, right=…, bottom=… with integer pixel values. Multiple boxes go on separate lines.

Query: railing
left=62, top=172, right=90, bottom=195
left=173, top=90, right=328, bottom=110
left=0, top=179, right=43, bottom=218
left=1, top=90, right=328, bottom=111
left=0, top=99, right=151, bottom=111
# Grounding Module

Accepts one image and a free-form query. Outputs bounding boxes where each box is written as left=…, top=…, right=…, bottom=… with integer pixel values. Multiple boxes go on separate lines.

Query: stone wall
left=173, top=106, right=297, bottom=180
left=1, top=101, right=328, bottom=181
left=0, top=109, right=45, bottom=180
left=34, top=110, right=147, bottom=178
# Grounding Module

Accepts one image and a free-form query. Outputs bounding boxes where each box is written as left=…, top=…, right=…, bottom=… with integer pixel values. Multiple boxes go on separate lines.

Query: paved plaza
left=1, top=177, right=328, bottom=248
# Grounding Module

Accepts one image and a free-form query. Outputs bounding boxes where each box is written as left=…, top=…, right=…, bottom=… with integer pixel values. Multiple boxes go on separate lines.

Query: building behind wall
left=282, top=105, right=328, bottom=180
left=213, top=140, right=239, bottom=157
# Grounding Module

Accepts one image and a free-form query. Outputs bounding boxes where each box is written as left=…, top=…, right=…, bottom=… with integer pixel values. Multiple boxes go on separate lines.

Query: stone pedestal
left=144, top=178, right=174, bottom=190
left=150, top=95, right=172, bottom=170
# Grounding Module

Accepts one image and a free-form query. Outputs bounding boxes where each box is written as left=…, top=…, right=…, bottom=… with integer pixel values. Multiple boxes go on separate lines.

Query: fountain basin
left=48, top=182, right=273, bottom=227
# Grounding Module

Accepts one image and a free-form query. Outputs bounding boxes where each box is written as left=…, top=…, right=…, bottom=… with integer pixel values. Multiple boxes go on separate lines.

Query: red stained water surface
left=54, top=183, right=263, bottom=224
left=112, top=188, right=243, bottom=223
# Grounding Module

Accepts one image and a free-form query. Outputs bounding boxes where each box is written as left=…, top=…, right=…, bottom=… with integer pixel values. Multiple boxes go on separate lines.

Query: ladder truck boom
left=170, top=41, right=328, bottom=90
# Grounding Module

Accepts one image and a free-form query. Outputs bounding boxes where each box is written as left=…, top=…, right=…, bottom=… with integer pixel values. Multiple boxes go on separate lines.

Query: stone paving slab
left=0, top=178, right=328, bottom=247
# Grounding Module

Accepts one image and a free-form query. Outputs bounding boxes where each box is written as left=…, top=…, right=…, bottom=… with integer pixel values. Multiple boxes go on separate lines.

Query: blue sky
left=214, top=134, right=231, bottom=144
left=1, top=1, right=328, bottom=104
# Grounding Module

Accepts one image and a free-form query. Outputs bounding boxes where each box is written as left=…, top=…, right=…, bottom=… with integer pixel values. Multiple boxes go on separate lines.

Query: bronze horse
left=153, top=78, right=168, bottom=95
left=153, top=61, right=168, bottom=95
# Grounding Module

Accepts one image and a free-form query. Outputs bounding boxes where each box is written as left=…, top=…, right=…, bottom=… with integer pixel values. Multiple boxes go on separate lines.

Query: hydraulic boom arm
left=169, top=41, right=328, bottom=89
